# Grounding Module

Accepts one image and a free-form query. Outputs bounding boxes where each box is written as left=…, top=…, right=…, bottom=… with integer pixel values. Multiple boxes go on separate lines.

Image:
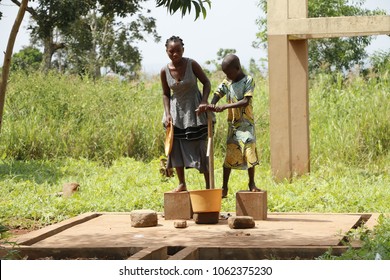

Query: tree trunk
left=90, top=10, right=101, bottom=79
left=41, top=37, right=53, bottom=72
left=41, top=35, right=67, bottom=73
left=0, top=0, right=28, bottom=133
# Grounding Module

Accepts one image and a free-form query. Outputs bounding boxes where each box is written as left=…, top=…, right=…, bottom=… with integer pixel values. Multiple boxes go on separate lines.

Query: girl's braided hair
left=165, top=36, right=184, bottom=47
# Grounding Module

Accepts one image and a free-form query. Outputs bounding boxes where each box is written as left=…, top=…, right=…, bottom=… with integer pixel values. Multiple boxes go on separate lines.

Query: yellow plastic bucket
left=189, top=189, right=222, bottom=213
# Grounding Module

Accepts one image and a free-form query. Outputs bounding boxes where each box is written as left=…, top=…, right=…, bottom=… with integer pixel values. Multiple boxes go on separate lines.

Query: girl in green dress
left=209, top=54, right=261, bottom=198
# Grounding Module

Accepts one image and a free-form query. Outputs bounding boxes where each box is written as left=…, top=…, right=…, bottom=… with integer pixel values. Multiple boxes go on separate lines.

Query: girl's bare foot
left=222, top=187, right=228, bottom=198
left=172, top=183, right=187, bottom=192
left=249, top=185, right=262, bottom=192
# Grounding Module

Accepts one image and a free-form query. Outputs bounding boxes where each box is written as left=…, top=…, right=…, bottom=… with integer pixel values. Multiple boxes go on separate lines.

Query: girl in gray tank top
left=161, top=36, right=211, bottom=192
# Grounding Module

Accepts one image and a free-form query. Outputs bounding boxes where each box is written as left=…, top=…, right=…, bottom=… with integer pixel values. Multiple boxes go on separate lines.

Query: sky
left=0, top=0, right=389, bottom=74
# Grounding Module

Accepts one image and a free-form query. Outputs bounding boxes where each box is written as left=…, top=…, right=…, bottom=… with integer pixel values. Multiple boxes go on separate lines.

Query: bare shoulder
left=191, top=59, right=201, bottom=69
left=160, top=66, right=168, bottom=79
left=191, top=59, right=210, bottom=85
left=191, top=59, right=205, bottom=75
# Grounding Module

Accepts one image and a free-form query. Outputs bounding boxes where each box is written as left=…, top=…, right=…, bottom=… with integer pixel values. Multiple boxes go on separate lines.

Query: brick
left=228, top=216, right=255, bottom=229
left=164, top=191, right=193, bottom=220
left=236, top=191, right=267, bottom=220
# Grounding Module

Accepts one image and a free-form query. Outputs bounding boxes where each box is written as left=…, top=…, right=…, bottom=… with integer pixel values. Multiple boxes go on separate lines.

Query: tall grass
left=310, top=70, right=389, bottom=167
left=1, top=72, right=165, bottom=163
left=1, top=69, right=388, bottom=169
left=0, top=71, right=269, bottom=164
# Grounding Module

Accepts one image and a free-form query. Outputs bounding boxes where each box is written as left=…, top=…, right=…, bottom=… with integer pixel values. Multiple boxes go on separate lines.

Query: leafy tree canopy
left=11, top=46, right=43, bottom=72
left=254, top=0, right=386, bottom=74
left=5, top=0, right=211, bottom=75
left=156, top=0, right=211, bottom=19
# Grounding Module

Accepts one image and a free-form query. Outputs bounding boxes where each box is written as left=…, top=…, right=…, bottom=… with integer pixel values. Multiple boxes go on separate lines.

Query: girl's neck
left=172, top=57, right=185, bottom=68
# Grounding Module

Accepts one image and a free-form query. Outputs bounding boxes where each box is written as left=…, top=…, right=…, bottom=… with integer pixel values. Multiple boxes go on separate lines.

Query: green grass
left=0, top=67, right=389, bottom=259
left=1, top=157, right=388, bottom=229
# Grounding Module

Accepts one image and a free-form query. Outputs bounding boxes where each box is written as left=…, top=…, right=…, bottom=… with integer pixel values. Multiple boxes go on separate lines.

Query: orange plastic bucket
left=189, top=189, right=222, bottom=213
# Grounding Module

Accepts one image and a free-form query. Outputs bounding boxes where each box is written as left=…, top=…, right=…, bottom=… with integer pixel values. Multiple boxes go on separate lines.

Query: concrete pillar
left=267, top=0, right=389, bottom=181
left=268, top=0, right=309, bottom=180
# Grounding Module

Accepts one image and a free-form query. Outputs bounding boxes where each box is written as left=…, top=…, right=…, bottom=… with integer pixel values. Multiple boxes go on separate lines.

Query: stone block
left=228, top=216, right=255, bottom=229
left=62, top=182, right=79, bottom=198
left=236, top=191, right=267, bottom=220
left=173, top=220, right=187, bottom=228
left=130, top=209, right=158, bottom=227
left=193, top=212, right=219, bottom=224
left=164, top=191, right=193, bottom=220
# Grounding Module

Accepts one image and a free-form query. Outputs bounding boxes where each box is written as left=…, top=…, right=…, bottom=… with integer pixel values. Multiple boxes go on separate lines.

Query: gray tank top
left=163, top=58, right=208, bottom=129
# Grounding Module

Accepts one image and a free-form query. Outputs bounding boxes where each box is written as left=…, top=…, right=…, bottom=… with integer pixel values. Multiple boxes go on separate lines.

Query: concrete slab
left=8, top=212, right=378, bottom=260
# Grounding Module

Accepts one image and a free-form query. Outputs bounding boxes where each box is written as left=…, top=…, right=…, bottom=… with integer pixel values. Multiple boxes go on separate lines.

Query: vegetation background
left=1, top=62, right=389, bottom=259
left=0, top=0, right=389, bottom=260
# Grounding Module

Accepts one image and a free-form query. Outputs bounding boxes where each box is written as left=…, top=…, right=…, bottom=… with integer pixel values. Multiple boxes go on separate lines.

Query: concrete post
left=267, top=0, right=389, bottom=180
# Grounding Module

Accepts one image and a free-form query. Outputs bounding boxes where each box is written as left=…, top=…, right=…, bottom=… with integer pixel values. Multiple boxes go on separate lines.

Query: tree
left=11, top=0, right=92, bottom=72
left=254, top=0, right=385, bottom=74
left=54, top=8, right=159, bottom=78
left=369, top=50, right=390, bottom=74
left=0, top=0, right=28, bottom=132
left=11, top=46, right=43, bottom=72
left=9, top=0, right=211, bottom=72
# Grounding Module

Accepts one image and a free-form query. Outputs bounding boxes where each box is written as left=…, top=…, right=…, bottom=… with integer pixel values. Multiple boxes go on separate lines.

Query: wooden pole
left=207, top=112, right=215, bottom=189
left=0, top=0, right=29, bottom=133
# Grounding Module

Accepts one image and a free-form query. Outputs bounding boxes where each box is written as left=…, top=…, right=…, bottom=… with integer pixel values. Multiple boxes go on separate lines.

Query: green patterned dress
left=214, top=75, right=259, bottom=169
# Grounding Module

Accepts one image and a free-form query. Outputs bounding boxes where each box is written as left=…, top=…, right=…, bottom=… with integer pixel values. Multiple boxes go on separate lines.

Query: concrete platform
left=6, top=212, right=380, bottom=260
